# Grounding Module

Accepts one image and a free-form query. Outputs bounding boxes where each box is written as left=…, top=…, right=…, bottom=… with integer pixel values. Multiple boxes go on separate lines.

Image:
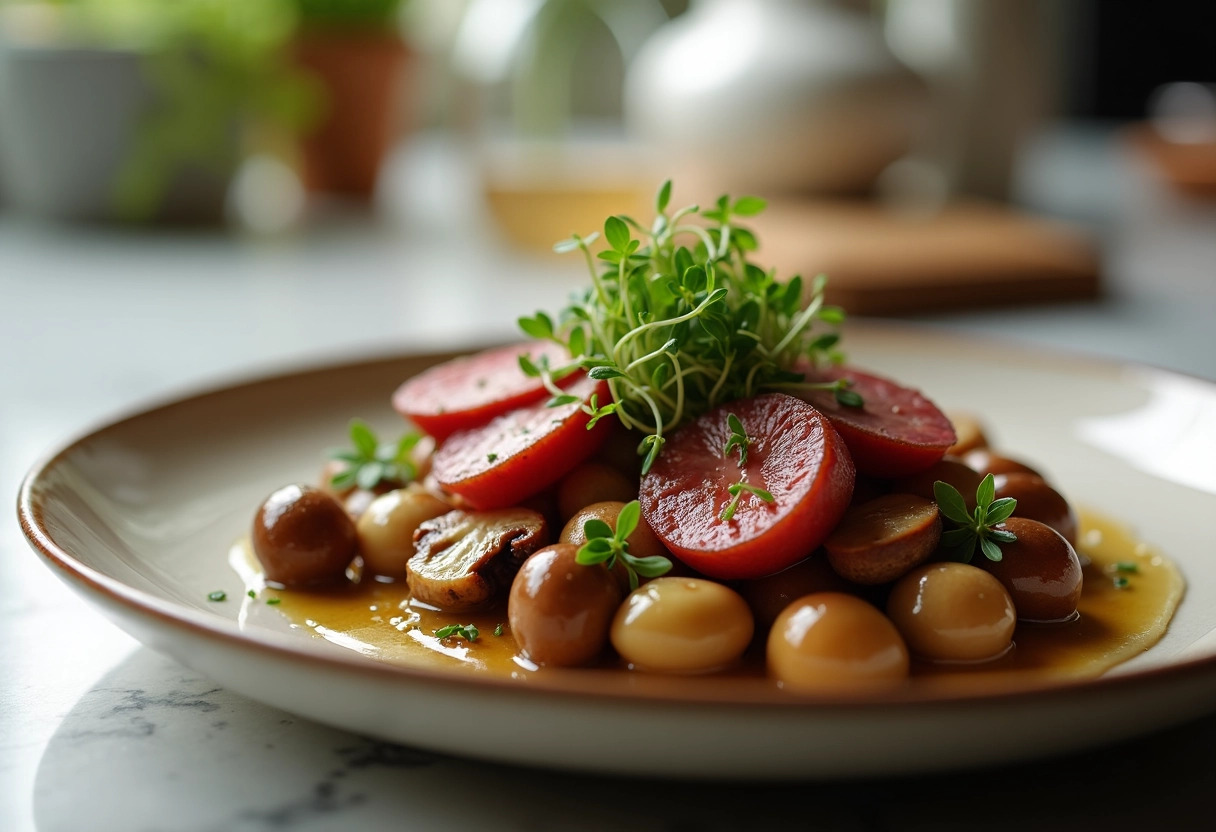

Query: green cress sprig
left=518, top=180, right=856, bottom=475
left=718, top=413, right=775, bottom=522
left=328, top=419, right=423, bottom=491
left=933, top=474, right=1019, bottom=562
left=574, top=500, right=672, bottom=590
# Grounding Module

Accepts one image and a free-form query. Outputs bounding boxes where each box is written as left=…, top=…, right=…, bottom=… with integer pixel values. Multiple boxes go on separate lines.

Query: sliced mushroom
left=407, top=508, right=549, bottom=611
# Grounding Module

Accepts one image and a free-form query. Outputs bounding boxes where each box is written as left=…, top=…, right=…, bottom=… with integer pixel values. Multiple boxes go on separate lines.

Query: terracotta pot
left=294, top=31, right=410, bottom=198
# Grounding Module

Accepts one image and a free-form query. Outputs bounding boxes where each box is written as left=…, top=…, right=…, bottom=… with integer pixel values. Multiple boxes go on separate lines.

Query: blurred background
left=0, top=0, right=1213, bottom=371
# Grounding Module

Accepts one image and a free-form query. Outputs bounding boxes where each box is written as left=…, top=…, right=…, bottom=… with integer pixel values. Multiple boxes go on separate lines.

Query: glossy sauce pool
left=229, top=509, right=1184, bottom=692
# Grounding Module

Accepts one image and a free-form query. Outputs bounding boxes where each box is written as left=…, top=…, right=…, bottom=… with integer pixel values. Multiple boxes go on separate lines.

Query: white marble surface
left=4, top=127, right=1216, bottom=831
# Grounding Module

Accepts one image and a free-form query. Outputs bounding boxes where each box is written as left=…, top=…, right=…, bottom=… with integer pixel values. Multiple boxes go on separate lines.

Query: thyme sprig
left=518, top=181, right=850, bottom=475
left=574, top=500, right=672, bottom=591
left=328, top=419, right=422, bottom=491
left=934, top=474, right=1019, bottom=562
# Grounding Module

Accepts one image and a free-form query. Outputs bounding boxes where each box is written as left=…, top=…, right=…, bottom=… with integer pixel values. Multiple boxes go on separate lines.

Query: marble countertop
left=4, top=126, right=1215, bottom=831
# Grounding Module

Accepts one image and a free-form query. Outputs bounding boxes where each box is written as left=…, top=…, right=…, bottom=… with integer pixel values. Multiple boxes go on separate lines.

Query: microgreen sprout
left=328, top=419, right=422, bottom=491
left=719, top=482, right=775, bottom=523
left=519, top=180, right=851, bottom=475
left=723, top=412, right=751, bottom=465
left=574, top=500, right=672, bottom=591
left=933, top=474, right=1018, bottom=562
left=207, top=590, right=227, bottom=602
left=493, top=623, right=504, bottom=637
left=433, top=623, right=479, bottom=642
left=717, top=412, right=775, bottom=521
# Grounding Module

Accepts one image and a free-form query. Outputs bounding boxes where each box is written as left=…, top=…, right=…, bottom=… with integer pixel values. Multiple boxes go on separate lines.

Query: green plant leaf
left=604, top=215, right=630, bottom=252
left=731, top=196, right=767, bottom=216
left=976, top=473, right=996, bottom=511
left=980, top=537, right=1004, bottom=562
left=615, top=500, right=640, bottom=541
left=985, top=497, right=1018, bottom=525
left=933, top=481, right=971, bottom=524
left=628, top=554, right=673, bottom=577
left=656, top=179, right=673, bottom=214
left=582, top=518, right=614, bottom=541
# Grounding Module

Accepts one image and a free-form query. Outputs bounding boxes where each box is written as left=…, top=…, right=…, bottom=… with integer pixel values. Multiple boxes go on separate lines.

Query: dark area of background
left=1065, top=0, right=1216, bottom=118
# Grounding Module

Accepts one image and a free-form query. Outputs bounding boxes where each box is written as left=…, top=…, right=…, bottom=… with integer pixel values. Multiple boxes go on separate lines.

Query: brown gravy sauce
left=229, top=509, right=1184, bottom=691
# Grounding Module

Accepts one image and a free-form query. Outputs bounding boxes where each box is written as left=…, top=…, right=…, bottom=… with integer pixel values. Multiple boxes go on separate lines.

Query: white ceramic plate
left=19, top=325, right=1216, bottom=779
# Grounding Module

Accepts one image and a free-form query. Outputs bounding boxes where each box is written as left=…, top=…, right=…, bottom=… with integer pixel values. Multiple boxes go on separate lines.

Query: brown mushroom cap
left=408, top=508, right=548, bottom=611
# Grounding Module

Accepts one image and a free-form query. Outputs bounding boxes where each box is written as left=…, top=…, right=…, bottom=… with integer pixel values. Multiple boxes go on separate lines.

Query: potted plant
left=0, top=0, right=317, bottom=223
left=291, top=0, right=412, bottom=198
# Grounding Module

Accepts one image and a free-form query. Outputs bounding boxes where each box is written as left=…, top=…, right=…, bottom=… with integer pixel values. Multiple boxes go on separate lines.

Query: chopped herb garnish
left=207, top=590, right=227, bottom=602
left=717, top=412, right=775, bottom=521
left=328, top=419, right=422, bottom=491
left=1115, top=561, right=1139, bottom=574
left=1113, top=575, right=1131, bottom=590
left=266, top=598, right=281, bottom=605
left=520, top=180, right=851, bottom=475
left=933, top=474, right=1018, bottom=563
left=486, top=453, right=498, bottom=463
left=493, top=623, right=504, bottom=637
left=247, top=589, right=256, bottom=599
left=434, top=623, right=479, bottom=641
left=720, top=482, right=775, bottom=522
left=575, top=499, right=673, bottom=591
left=723, top=412, right=752, bottom=466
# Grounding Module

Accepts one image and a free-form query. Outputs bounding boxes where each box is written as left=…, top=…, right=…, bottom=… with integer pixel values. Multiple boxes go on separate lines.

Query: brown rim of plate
left=14, top=324, right=1215, bottom=710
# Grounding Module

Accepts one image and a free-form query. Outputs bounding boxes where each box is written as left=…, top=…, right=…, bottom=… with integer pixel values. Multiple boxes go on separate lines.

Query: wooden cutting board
left=752, top=199, right=1101, bottom=316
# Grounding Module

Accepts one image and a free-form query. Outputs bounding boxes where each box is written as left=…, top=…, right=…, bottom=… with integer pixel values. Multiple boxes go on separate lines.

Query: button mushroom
left=408, top=508, right=548, bottom=611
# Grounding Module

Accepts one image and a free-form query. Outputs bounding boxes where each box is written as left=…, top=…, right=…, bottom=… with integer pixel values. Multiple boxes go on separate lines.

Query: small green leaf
left=349, top=420, right=378, bottom=458
left=494, top=623, right=504, bottom=636
left=818, top=305, right=845, bottom=324
left=547, top=394, right=580, bottom=407
left=553, top=237, right=581, bottom=253
left=988, top=529, right=1018, bottom=544
left=434, top=623, right=479, bottom=641
left=576, top=542, right=613, bottom=564
left=985, top=497, right=1018, bottom=525
left=604, top=215, right=630, bottom=252
left=567, top=326, right=587, bottom=358
left=731, top=196, right=767, bottom=216
left=976, top=474, right=996, bottom=511
left=656, top=179, right=673, bottom=213
left=517, top=354, right=541, bottom=377
left=979, top=537, right=1003, bottom=562
left=615, top=500, right=641, bottom=541
left=207, top=590, right=227, bottom=602
left=518, top=313, right=553, bottom=339
left=627, top=554, right=673, bottom=578
left=933, top=481, right=971, bottom=524
left=589, top=366, right=625, bottom=380
left=1114, top=575, right=1131, bottom=589
left=356, top=461, right=385, bottom=490
left=1115, top=561, right=1139, bottom=573
left=835, top=388, right=864, bottom=408
left=583, top=518, right=614, bottom=541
